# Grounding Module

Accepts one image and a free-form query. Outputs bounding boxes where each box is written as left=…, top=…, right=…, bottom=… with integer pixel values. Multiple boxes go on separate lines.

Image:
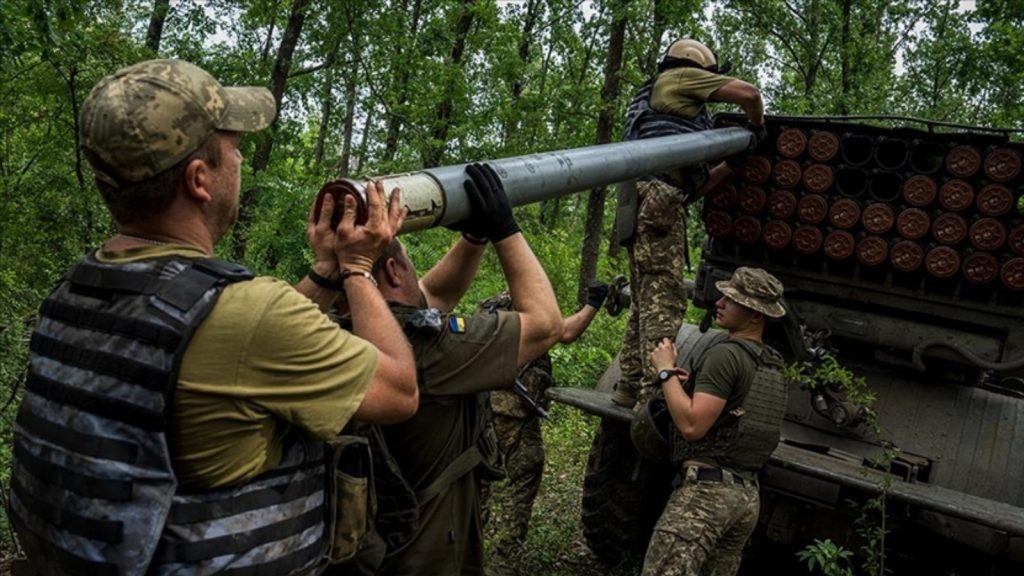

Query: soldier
left=613, top=39, right=766, bottom=408
left=641, top=267, right=788, bottom=576
left=363, top=164, right=563, bottom=575
left=8, top=59, right=417, bottom=575
left=478, top=280, right=608, bottom=574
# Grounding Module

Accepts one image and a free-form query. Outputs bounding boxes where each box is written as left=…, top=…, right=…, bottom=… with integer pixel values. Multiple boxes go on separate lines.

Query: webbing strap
left=415, top=446, right=481, bottom=504
left=30, top=332, right=169, bottom=393
left=10, top=474, right=124, bottom=543
left=25, top=372, right=166, bottom=431
left=40, top=299, right=180, bottom=352
left=153, top=505, right=323, bottom=563
left=13, top=441, right=133, bottom=502
left=68, top=263, right=160, bottom=295
left=167, top=476, right=324, bottom=524
left=16, top=409, right=138, bottom=464
left=12, top=515, right=120, bottom=576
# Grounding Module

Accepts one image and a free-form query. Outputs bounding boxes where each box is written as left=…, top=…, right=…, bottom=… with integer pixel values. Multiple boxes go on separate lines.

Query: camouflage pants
left=642, top=468, right=760, bottom=576
left=617, top=179, right=689, bottom=402
left=480, top=414, right=545, bottom=563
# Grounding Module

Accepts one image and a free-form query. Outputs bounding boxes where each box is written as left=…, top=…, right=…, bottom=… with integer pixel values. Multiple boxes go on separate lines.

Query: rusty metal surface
left=792, top=226, right=823, bottom=254
left=939, top=179, right=975, bottom=211
left=891, top=240, right=925, bottom=272
left=773, top=159, right=803, bottom=188
left=926, top=245, right=961, bottom=278
left=739, top=185, right=767, bottom=215
left=767, top=190, right=797, bottom=219
left=802, top=164, right=834, bottom=193
left=808, top=130, right=840, bottom=162
left=897, top=208, right=932, bottom=240
left=776, top=128, right=808, bottom=158
left=829, top=198, right=861, bottom=229
left=1002, top=258, right=1024, bottom=290
left=704, top=210, right=734, bottom=239
left=969, top=218, right=1007, bottom=251
left=734, top=215, right=762, bottom=244
left=963, top=251, right=1000, bottom=285
left=824, top=230, right=855, bottom=260
left=903, top=174, right=938, bottom=207
left=743, top=155, right=773, bottom=184
left=862, top=202, right=895, bottom=234
left=856, top=235, right=889, bottom=266
left=984, top=148, right=1022, bottom=182
left=933, top=212, right=968, bottom=245
left=946, top=145, right=982, bottom=178
left=709, top=182, right=738, bottom=209
left=763, top=220, right=793, bottom=250
left=797, top=194, right=828, bottom=224
left=977, top=184, right=1014, bottom=217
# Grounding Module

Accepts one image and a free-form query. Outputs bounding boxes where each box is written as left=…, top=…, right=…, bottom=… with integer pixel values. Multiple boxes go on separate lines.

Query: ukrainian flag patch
left=448, top=316, right=466, bottom=333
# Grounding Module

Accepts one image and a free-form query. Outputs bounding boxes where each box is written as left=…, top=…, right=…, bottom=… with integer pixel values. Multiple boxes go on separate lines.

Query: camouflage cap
left=479, top=290, right=513, bottom=312
left=79, top=59, right=276, bottom=184
left=715, top=267, right=786, bottom=318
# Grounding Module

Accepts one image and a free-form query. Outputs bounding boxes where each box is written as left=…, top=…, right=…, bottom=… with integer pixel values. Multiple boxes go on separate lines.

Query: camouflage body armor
left=10, top=254, right=332, bottom=576
left=672, top=339, right=788, bottom=472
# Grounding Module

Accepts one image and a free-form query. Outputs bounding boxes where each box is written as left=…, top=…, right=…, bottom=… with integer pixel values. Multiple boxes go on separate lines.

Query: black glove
left=746, top=121, right=767, bottom=148
left=446, top=163, right=520, bottom=243
left=586, top=280, right=610, bottom=309
left=725, top=122, right=766, bottom=169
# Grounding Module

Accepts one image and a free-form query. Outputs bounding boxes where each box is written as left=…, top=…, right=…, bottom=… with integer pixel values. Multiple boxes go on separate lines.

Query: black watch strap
left=308, top=268, right=344, bottom=290
left=656, top=369, right=675, bottom=385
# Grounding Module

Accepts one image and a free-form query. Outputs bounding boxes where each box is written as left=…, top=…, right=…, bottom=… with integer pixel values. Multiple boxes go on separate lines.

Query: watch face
left=658, top=369, right=673, bottom=383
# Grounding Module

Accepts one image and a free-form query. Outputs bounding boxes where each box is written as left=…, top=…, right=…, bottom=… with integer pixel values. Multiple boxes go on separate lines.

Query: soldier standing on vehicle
left=478, top=280, right=608, bottom=574
left=612, top=39, right=766, bottom=408
left=642, top=267, right=788, bottom=576
left=8, top=59, right=418, bottom=575
left=365, top=164, right=562, bottom=575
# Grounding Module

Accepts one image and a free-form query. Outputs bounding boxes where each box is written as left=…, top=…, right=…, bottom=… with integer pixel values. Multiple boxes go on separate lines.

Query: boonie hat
left=79, top=59, right=276, bottom=185
left=715, top=267, right=786, bottom=318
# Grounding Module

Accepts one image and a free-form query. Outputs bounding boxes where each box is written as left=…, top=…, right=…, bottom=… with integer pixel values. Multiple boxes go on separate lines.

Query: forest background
left=1, top=0, right=1022, bottom=573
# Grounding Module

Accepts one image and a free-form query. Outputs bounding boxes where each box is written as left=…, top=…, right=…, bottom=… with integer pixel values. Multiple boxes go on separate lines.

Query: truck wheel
left=580, top=324, right=728, bottom=565
left=581, top=418, right=673, bottom=565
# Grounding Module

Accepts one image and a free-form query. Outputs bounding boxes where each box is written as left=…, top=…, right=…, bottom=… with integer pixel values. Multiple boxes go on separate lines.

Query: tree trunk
left=839, top=0, right=851, bottom=115
left=383, top=0, right=424, bottom=163
left=311, top=51, right=337, bottom=169
left=423, top=0, right=476, bottom=168
left=145, top=0, right=170, bottom=54
left=233, top=0, right=309, bottom=261
left=578, top=0, right=627, bottom=305
left=337, top=58, right=359, bottom=177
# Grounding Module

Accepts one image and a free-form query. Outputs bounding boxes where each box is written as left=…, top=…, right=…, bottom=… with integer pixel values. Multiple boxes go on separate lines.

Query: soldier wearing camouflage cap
left=641, top=267, right=788, bottom=576
left=612, top=38, right=765, bottom=409
left=10, top=59, right=417, bottom=575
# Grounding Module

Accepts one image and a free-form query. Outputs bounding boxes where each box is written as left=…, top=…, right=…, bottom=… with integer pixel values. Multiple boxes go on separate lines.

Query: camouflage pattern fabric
left=79, top=59, right=275, bottom=183
left=490, top=354, right=554, bottom=419
left=479, top=414, right=545, bottom=574
left=642, top=467, right=759, bottom=576
left=617, top=179, right=690, bottom=404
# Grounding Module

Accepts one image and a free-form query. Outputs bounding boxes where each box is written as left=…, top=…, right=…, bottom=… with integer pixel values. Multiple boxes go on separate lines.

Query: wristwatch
left=656, top=369, right=675, bottom=385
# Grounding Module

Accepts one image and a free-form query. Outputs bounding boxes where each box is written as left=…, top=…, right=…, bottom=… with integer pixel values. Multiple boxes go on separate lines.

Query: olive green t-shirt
left=650, top=67, right=735, bottom=120
left=690, top=339, right=762, bottom=477
left=96, top=245, right=378, bottom=489
left=380, top=306, right=521, bottom=576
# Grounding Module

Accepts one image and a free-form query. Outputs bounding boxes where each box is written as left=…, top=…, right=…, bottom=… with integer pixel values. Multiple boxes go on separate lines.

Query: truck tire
left=580, top=325, right=729, bottom=565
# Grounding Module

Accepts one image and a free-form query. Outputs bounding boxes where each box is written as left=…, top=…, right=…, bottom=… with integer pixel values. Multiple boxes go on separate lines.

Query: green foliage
left=797, top=538, right=855, bottom=576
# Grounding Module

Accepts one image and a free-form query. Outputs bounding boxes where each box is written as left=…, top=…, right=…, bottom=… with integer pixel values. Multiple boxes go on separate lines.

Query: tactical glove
left=586, top=280, right=610, bottom=309
left=746, top=121, right=767, bottom=148
left=447, top=163, right=520, bottom=243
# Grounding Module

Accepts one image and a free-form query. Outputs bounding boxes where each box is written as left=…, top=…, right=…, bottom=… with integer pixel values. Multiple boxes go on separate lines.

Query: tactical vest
left=10, top=253, right=332, bottom=576
left=672, top=339, right=788, bottom=472
left=622, top=75, right=715, bottom=143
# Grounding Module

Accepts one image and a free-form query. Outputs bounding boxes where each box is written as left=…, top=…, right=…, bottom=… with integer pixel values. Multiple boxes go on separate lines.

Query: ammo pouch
left=328, top=435, right=374, bottom=564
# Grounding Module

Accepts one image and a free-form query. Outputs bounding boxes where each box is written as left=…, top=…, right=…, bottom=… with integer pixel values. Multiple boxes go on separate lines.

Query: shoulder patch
left=448, top=316, right=467, bottom=333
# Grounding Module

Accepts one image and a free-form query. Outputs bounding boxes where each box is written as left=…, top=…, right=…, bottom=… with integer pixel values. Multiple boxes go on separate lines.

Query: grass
left=483, top=403, right=642, bottom=576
